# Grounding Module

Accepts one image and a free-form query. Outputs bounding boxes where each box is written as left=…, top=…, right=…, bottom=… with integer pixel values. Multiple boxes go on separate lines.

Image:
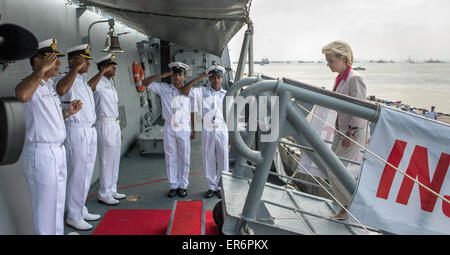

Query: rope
left=240, top=223, right=255, bottom=235
left=294, top=102, right=450, bottom=206
left=256, top=208, right=316, bottom=234
left=279, top=140, right=332, bottom=188
left=280, top=145, right=373, bottom=234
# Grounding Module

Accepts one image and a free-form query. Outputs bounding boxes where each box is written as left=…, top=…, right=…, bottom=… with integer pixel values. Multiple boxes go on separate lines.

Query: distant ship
left=370, top=59, right=394, bottom=63
left=254, top=57, right=270, bottom=65
left=406, top=56, right=415, bottom=64
left=354, top=66, right=366, bottom=70
left=425, top=59, right=443, bottom=63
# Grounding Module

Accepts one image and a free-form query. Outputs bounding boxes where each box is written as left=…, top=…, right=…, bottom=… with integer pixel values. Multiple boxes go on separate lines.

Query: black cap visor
left=68, top=50, right=92, bottom=59
left=97, top=60, right=117, bottom=67
left=208, top=70, right=224, bottom=77
left=171, top=67, right=186, bottom=74
left=37, top=47, right=65, bottom=57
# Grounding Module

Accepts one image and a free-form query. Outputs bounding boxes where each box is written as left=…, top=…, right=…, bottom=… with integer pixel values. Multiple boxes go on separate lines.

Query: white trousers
left=65, top=125, right=97, bottom=222
left=22, top=143, right=67, bottom=235
left=163, top=124, right=191, bottom=189
left=202, top=130, right=229, bottom=191
left=96, top=120, right=121, bottom=199
left=328, top=128, right=367, bottom=207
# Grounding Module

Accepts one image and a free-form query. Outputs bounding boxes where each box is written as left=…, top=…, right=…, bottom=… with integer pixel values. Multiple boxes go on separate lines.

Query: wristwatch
left=63, top=109, right=70, bottom=118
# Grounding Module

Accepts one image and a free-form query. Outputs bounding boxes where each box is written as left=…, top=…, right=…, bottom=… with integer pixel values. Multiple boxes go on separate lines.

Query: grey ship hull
left=0, top=0, right=235, bottom=234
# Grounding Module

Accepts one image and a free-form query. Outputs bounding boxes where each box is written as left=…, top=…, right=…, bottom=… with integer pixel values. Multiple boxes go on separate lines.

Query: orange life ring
left=133, top=62, right=146, bottom=93
left=133, top=62, right=142, bottom=86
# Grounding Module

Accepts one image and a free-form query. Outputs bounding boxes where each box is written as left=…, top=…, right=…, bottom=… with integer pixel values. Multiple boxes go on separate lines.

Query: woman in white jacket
left=322, top=40, right=369, bottom=220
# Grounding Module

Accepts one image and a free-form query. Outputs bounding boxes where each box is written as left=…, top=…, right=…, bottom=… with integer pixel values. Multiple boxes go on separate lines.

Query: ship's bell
left=102, top=34, right=124, bottom=53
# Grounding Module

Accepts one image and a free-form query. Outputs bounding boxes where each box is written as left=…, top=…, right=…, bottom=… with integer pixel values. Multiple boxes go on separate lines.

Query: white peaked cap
left=93, top=53, right=117, bottom=65
left=65, top=44, right=92, bottom=59
left=168, top=61, right=190, bottom=71
left=35, top=38, right=64, bottom=56
left=65, top=44, right=90, bottom=53
left=206, top=65, right=226, bottom=75
left=38, top=38, right=56, bottom=49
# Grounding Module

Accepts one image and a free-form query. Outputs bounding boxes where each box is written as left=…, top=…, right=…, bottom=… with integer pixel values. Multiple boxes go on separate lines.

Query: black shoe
left=204, top=190, right=215, bottom=198
left=178, top=188, right=187, bottom=197
left=168, top=189, right=178, bottom=197
left=215, top=190, right=222, bottom=199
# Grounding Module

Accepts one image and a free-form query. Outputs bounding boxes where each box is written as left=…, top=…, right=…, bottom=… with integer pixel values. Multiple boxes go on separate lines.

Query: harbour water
left=232, top=62, right=450, bottom=114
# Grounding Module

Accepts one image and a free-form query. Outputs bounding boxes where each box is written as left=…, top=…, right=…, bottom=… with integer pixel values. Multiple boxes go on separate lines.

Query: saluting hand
left=162, top=70, right=173, bottom=77
left=142, top=70, right=174, bottom=86
left=36, top=53, right=58, bottom=74
left=101, top=64, right=115, bottom=74
left=72, top=56, right=85, bottom=71
left=68, top=99, right=83, bottom=115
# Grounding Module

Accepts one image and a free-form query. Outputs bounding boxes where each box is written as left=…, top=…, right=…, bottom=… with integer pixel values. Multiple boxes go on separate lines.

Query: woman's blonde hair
left=322, top=40, right=353, bottom=66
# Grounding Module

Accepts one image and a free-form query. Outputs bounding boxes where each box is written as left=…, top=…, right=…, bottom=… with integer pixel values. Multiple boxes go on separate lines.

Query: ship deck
left=63, top=129, right=221, bottom=235
left=63, top=118, right=383, bottom=235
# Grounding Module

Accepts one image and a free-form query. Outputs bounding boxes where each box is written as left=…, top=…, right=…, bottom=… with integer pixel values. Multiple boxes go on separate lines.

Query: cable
left=280, top=145, right=373, bottom=234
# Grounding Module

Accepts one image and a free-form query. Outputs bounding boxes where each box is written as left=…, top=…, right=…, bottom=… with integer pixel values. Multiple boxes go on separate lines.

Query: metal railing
left=225, top=75, right=380, bottom=225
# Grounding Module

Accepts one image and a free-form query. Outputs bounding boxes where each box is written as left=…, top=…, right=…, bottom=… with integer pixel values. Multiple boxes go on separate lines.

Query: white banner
left=297, top=106, right=366, bottom=180
left=349, top=107, right=450, bottom=235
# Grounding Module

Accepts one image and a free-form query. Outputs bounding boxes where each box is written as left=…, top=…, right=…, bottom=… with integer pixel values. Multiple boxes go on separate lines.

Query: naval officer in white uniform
left=54, top=44, right=100, bottom=231
left=182, top=65, right=229, bottom=198
left=88, top=53, right=125, bottom=205
left=15, top=39, right=82, bottom=234
left=142, top=62, right=195, bottom=198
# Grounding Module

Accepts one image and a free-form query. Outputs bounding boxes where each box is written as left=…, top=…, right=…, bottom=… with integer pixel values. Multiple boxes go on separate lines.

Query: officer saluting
left=183, top=65, right=229, bottom=198
left=142, top=62, right=195, bottom=198
left=88, top=53, right=126, bottom=205
left=54, top=44, right=100, bottom=231
left=15, top=39, right=82, bottom=234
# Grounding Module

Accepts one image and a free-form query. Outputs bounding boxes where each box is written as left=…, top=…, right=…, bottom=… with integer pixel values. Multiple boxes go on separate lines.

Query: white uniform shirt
left=193, top=86, right=227, bottom=131
left=148, top=81, right=194, bottom=129
left=94, top=76, right=119, bottom=120
left=54, top=67, right=96, bottom=125
left=18, top=78, right=66, bottom=144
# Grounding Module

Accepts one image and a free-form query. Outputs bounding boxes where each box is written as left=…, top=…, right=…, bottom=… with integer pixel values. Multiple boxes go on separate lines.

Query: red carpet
left=92, top=209, right=218, bottom=235
left=205, top=211, right=219, bottom=235
left=169, top=201, right=203, bottom=235
left=92, top=209, right=171, bottom=235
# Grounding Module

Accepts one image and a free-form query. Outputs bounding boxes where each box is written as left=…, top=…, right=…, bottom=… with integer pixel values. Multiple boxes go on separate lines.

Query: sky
left=228, top=0, right=450, bottom=62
